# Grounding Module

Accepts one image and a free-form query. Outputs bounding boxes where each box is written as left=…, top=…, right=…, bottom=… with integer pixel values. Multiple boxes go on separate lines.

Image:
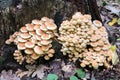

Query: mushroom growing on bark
left=58, top=12, right=114, bottom=69
left=6, top=17, right=58, bottom=64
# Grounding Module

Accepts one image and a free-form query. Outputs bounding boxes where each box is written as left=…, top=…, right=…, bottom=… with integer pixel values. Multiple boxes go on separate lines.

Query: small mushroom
left=26, top=23, right=34, bottom=31
left=34, top=46, right=44, bottom=55
left=45, top=22, right=57, bottom=30
left=36, top=29, right=45, bottom=36
left=90, top=34, right=101, bottom=42
left=44, top=55, right=50, bottom=60
left=29, top=31, right=36, bottom=36
left=5, top=40, right=11, bottom=44
left=24, top=48, right=34, bottom=54
left=31, top=52, right=40, bottom=60
left=91, top=60, right=99, bottom=69
left=47, top=49, right=55, bottom=54
left=17, top=36, right=27, bottom=42
left=41, top=40, right=52, bottom=45
left=34, top=25, right=40, bottom=30
left=17, top=42, right=26, bottom=50
left=41, top=17, right=50, bottom=22
left=40, top=24, right=48, bottom=31
left=80, top=62, right=86, bottom=68
left=32, top=19, right=40, bottom=25
left=20, top=26, right=28, bottom=33
left=41, top=33, right=51, bottom=40
left=25, top=41, right=35, bottom=48
left=19, top=32, right=31, bottom=39
left=41, top=44, right=52, bottom=51
left=48, top=53, right=53, bottom=57
left=93, top=20, right=102, bottom=28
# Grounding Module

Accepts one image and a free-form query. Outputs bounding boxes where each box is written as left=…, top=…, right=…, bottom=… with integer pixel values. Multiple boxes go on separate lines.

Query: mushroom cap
left=36, top=29, right=45, bottom=36
left=13, top=32, right=19, bottom=36
left=49, top=19, right=54, bottom=23
left=102, top=43, right=111, bottom=50
left=36, top=35, right=42, bottom=40
left=99, top=26, right=107, bottom=32
left=13, top=50, right=21, bottom=57
left=84, top=14, right=91, bottom=20
left=31, top=38, right=38, bottom=44
left=87, top=30, right=94, bottom=35
left=29, top=31, right=36, bottom=36
left=37, top=42, right=42, bottom=46
left=26, top=23, right=34, bottom=31
left=40, top=24, right=48, bottom=31
left=82, top=60, right=90, bottom=65
left=17, top=42, right=26, bottom=50
left=41, top=40, right=52, bottom=45
left=41, top=17, right=50, bottom=22
left=80, top=62, right=86, bottom=67
left=19, top=32, right=31, bottom=39
left=82, top=16, right=89, bottom=23
left=48, top=53, right=53, bottom=57
left=45, top=22, right=57, bottom=30
left=72, top=12, right=82, bottom=20
left=97, top=39, right=104, bottom=46
left=93, top=20, right=102, bottom=27
left=94, top=47, right=101, bottom=51
left=32, top=34, right=37, bottom=40
left=31, top=52, right=40, bottom=60
left=5, top=40, right=11, bottom=44
left=34, top=25, right=40, bottom=30
left=41, top=44, right=52, bottom=51
left=25, top=41, right=35, bottom=48
left=17, top=36, right=27, bottom=42
left=90, top=34, right=101, bottom=42
left=91, top=61, right=99, bottom=69
left=41, top=33, right=51, bottom=40
left=90, top=42, right=98, bottom=47
left=34, top=46, right=44, bottom=55
left=32, top=19, right=40, bottom=25
left=25, top=48, right=34, bottom=54
left=44, top=55, right=50, bottom=60
left=47, top=49, right=55, bottom=54
left=20, top=26, right=28, bottom=33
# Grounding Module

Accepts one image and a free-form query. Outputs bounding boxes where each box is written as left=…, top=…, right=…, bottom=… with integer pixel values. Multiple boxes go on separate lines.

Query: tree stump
left=0, top=0, right=101, bottom=51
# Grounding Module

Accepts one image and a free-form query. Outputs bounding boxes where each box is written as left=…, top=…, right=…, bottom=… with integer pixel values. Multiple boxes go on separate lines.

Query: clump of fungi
left=6, top=17, right=57, bottom=64
left=58, top=12, right=114, bottom=69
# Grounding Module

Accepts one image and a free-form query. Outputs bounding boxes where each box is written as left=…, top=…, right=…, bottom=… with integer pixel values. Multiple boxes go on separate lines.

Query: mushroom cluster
left=6, top=17, right=57, bottom=64
left=58, top=12, right=113, bottom=69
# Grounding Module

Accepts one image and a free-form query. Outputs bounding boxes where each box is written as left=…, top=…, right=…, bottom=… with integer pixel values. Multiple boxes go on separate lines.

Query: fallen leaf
left=70, top=76, right=78, bottom=80
left=110, top=45, right=116, bottom=52
left=31, top=65, right=45, bottom=79
left=76, top=69, right=85, bottom=79
left=0, top=70, right=20, bottom=80
left=117, top=38, right=120, bottom=40
left=47, top=74, right=58, bottom=80
left=110, top=45, right=119, bottom=65
left=112, top=52, right=119, bottom=65
left=117, top=18, right=120, bottom=25
left=108, top=18, right=117, bottom=26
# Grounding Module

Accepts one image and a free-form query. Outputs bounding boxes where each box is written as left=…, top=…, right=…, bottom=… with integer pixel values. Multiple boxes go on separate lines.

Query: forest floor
left=0, top=0, right=120, bottom=80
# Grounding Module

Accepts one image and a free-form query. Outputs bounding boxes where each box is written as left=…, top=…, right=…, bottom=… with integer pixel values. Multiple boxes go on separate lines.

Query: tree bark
left=0, top=0, right=101, bottom=49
